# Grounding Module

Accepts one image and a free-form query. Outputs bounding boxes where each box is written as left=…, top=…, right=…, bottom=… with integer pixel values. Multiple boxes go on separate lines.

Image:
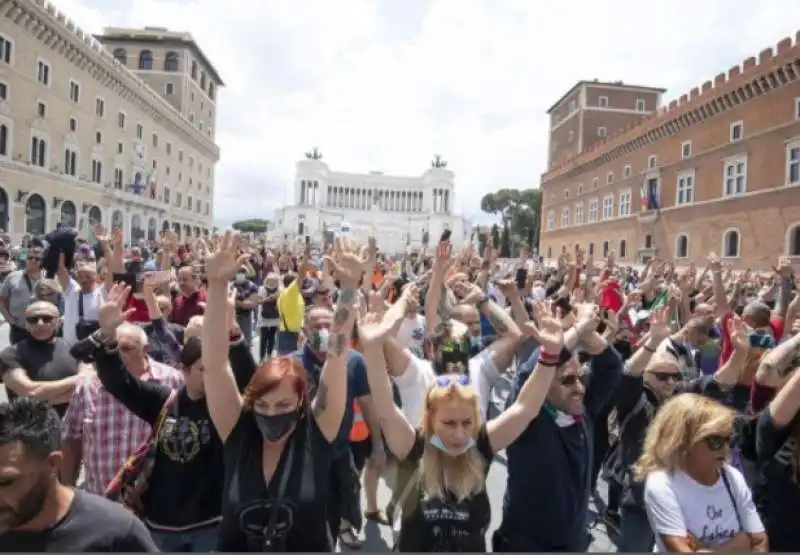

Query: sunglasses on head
left=651, top=371, right=681, bottom=383
left=704, top=434, right=732, bottom=451
left=26, top=314, right=55, bottom=325
left=435, top=374, right=470, bottom=388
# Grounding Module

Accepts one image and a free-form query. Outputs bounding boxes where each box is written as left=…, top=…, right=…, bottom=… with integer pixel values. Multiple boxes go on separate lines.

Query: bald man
left=0, top=301, right=89, bottom=417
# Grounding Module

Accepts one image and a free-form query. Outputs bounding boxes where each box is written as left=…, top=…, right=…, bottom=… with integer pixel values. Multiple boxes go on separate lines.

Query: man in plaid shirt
left=59, top=324, right=184, bottom=494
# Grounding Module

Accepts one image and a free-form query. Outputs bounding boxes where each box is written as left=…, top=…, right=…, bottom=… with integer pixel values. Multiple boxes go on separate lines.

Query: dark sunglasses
left=27, top=256, right=43, bottom=262
left=651, top=371, right=681, bottom=383
left=558, top=374, right=586, bottom=387
left=26, top=315, right=55, bottom=325
left=704, top=434, right=733, bottom=451
left=435, top=374, right=470, bottom=388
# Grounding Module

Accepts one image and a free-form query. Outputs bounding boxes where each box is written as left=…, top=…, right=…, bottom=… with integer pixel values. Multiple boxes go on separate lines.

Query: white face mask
left=235, top=273, right=246, bottom=282
left=310, top=329, right=330, bottom=353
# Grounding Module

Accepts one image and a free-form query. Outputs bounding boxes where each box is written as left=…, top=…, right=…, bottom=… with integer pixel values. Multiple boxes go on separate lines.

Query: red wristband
left=539, top=350, right=559, bottom=362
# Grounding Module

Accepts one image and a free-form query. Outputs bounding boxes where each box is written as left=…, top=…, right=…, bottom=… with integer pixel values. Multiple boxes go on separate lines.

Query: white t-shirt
left=396, top=314, right=426, bottom=359
left=392, top=349, right=501, bottom=428
left=644, top=465, right=764, bottom=552
left=62, top=280, right=106, bottom=345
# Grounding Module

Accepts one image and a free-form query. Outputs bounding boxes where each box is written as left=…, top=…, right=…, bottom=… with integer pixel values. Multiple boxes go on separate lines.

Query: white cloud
left=52, top=0, right=800, bottom=225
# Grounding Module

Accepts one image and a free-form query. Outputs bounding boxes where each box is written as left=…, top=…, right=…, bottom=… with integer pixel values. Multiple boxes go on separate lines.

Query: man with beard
left=0, top=397, right=157, bottom=551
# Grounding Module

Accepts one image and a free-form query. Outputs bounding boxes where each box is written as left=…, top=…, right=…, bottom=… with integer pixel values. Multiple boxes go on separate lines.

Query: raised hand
left=205, top=231, right=248, bottom=283
left=524, top=300, right=564, bottom=353
left=648, top=306, right=671, bottom=342
left=325, top=236, right=368, bottom=291
left=98, top=283, right=136, bottom=336
left=358, top=292, right=402, bottom=345
left=728, top=316, right=751, bottom=352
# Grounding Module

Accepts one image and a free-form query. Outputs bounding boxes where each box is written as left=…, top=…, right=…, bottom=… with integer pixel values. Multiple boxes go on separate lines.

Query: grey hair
left=116, top=323, right=148, bottom=346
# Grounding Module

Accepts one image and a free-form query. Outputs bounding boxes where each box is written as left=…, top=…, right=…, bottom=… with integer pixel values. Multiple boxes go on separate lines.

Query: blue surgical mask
left=429, top=434, right=475, bottom=456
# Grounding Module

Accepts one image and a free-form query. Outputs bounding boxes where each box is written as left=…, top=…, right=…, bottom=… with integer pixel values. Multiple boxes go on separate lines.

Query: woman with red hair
left=200, top=232, right=364, bottom=552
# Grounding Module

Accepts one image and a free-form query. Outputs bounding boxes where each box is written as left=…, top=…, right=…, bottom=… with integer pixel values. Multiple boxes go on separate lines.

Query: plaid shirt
left=61, top=359, right=184, bottom=495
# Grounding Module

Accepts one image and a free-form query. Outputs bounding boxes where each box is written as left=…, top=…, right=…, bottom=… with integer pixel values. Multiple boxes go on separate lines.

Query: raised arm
left=311, top=237, right=364, bottom=442
left=202, top=232, right=250, bottom=442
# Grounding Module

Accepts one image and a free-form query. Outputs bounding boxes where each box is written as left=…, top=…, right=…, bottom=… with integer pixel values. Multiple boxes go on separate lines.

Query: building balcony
left=637, top=208, right=660, bottom=223
left=102, top=183, right=166, bottom=212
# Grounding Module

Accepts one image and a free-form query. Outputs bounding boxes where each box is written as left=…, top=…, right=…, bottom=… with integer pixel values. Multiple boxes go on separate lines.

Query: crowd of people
left=0, top=221, right=798, bottom=552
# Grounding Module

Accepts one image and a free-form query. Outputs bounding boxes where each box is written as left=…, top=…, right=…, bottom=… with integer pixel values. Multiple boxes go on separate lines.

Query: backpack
left=601, top=395, right=647, bottom=486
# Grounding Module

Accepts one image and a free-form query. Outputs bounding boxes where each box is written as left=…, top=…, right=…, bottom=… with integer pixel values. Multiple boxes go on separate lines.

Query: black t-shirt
left=755, top=410, right=800, bottom=552
left=0, top=337, right=78, bottom=417
left=397, top=425, right=493, bottom=552
left=0, top=489, right=158, bottom=552
left=92, top=348, right=225, bottom=530
left=218, top=409, right=334, bottom=552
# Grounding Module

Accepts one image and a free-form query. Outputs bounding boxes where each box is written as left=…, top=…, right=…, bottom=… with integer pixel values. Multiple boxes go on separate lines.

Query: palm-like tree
left=430, top=154, right=448, bottom=168
left=305, top=147, right=323, bottom=160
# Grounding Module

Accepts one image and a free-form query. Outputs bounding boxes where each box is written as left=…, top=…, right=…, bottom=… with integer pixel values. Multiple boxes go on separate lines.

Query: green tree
left=480, top=188, right=542, bottom=255
left=231, top=219, right=270, bottom=233
left=490, top=223, right=501, bottom=250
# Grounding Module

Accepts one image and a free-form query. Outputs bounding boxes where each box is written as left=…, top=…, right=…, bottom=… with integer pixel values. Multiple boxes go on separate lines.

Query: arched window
left=644, top=233, right=653, bottom=249
left=602, top=241, right=609, bottom=257
left=88, top=205, right=102, bottom=225
left=172, top=222, right=181, bottom=238
left=618, top=239, right=627, bottom=259
left=193, top=226, right=200, bottom=237
left=0, top=187, right=9, bottom=232
left=162, top=220, right=170, bottom=232
left=113, top=48, right=127, bottom=64
left=25, top=193, right=46, bottom=235
left=191, top=61, right=198, bottom=80
left=722, top=229, right=741, bottom=258
left=131, top=214, right=143, bottom=240
left=111, top=210, right=124, bottom=231
left=148, top=218, right=158, bottom=242
left=138, top=50, right=153, bottom=70
left=60, top=200, right=77, bottom=227
left=164, top=51, right=179, bottom=71
left=675, top=234, right=689, bottom=259
left=787, top=223, right=800, bottom=256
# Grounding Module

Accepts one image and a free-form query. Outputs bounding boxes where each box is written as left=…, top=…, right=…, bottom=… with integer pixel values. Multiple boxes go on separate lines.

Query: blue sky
left=53, top=0, right=800, bottom=226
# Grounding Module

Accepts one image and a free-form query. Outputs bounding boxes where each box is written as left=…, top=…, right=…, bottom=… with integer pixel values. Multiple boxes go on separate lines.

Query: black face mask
left=613, top=340, right=633, bottom=361
left=254, top=410, right=300, bottom=443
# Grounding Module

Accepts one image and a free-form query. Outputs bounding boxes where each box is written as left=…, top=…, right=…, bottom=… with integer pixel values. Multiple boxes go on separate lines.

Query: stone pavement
left=0, top=324, right=617, bottom=552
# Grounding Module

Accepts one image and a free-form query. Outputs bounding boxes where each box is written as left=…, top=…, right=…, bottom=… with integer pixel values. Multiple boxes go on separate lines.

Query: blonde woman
left=359, top=289, right=564, bottom=552
left=635, top=393, right=767, bottom=552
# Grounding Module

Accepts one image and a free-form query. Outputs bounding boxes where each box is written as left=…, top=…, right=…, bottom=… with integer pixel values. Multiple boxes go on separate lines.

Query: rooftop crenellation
left=542, top=30, right=800, bottom=184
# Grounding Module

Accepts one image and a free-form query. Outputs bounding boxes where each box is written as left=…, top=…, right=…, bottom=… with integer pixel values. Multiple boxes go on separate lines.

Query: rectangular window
left=30, top=136, right=47, bottom=167
left=118, top=112, right=126, bottom=129
left=68, top=117, right=77, bottom=132
left=37, top=101, right=46, bottom=118
left=166, top=142, right=172, bottom=155
left=636, top=98, right=646, bottom=112
left=598, top=96, right=608, bottom=108
left=588, top=199, right=598, bottom=223
left=569, top=100, right=576, bottom=112
left=69, top=80, right=80, bottom=103
left=681, top=141, right=692, bottom=159
left=64, top=147, right=77, bottom=176
left=647, top=155, right=657, bottom=169
left=623, top=165, right=631, bottom=178
left=676, top=171, right=695, bottom=205
left=0, top=82, right=7, bottom=101
left=95, top=131, right=102, bottom=144
left=561, top=207, right=569, bottom=228
left=786, top=143, right=800, bottom=185
left=0, top=35, right=12, bottom=64
left=619, top=190, right=631, bottom=216
left=91, top=159, right=103, bottom=184
left=730, top=121, right=743, bottom=142
left=117, top=141, right=123, bottom=154
left=36, top=60, right=50, bottom=86
left=95, top=97, right=105, bottom=117
left=598, top=126, right=607, bottom=138
left=574, top=204, right=584, bottom=224
left=152, top=133, right=158, bottom=148
left=602, top=196, right=614, bottom=220
left=114, top=168, right=124, bottom=189
left=0, top=122, right=9, bottom=157
left=136, top=123, right=143, bottom=140
left=165, top=83, right=174, bottom=95
left=547, top=211, right=555, bottom=231
left=606, top=172, right=613, bottom=185
left=723, top=157, right=747, bottom=196
left=592, top=177, right=599, bottom=190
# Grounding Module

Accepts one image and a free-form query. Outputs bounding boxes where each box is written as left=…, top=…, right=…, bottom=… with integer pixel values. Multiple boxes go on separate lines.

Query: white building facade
left=271, top=159, right=471, bottom=253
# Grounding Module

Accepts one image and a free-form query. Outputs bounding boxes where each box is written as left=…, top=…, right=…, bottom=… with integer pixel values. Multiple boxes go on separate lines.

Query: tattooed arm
left=311, top=288, right=357, bottom=442
left=756, top=331, right=800, bottom=389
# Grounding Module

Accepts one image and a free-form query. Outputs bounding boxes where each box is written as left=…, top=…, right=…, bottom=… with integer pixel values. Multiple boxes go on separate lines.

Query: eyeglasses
left=651, top=371, right=681, bottom=383
left=435, top=374, right=470, bottom=388
left=26, top=315, right=55, bottom=325
left=704, top=434, right=732, bottom=451
left=558, top=374, right=586, bottom=387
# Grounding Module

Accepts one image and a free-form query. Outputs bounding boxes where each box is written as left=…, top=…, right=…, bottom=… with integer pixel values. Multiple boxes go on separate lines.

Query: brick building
left=539, top=32, right=800, bottom=269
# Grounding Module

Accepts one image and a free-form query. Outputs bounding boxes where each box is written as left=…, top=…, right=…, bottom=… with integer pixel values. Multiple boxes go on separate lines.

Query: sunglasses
left=651, top=371, right=681, bottom=383
left=435, top=374, right=470, bottom=388
left=558, top=374, right=586, bottom=387
left=27, top=256, right=42, bottom=262
left=26, top=315, right=55, bottom=325
left=704, top=434, right=732, bottom=451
